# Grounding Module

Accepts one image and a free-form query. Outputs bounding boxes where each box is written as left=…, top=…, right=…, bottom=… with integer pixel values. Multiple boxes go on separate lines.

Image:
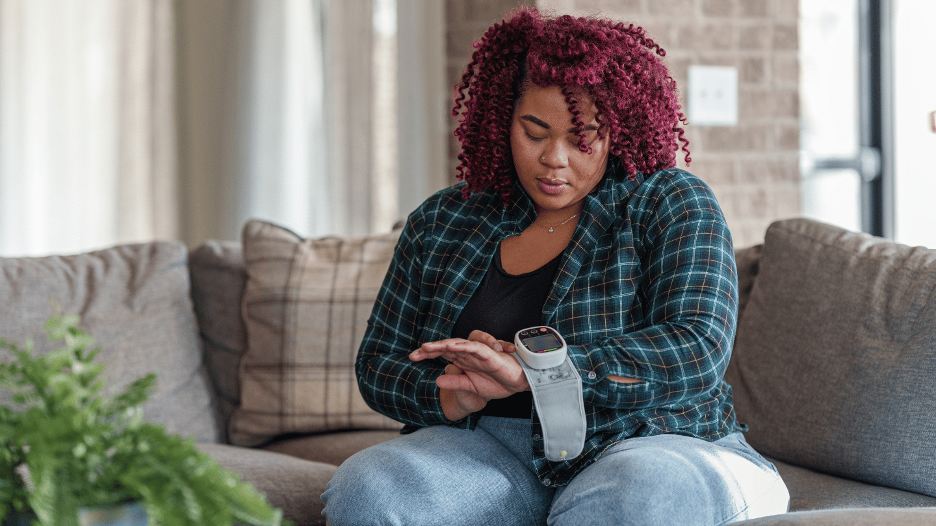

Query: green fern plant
left=0, top=314, right=289, bottom=526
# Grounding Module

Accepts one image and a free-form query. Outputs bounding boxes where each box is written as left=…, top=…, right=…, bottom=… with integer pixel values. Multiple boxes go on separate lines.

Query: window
left=799, top=0, right=863, bottom=233
left=801, top=0, right=936, bottom=247
left=892, top=0, right=936, bottom=247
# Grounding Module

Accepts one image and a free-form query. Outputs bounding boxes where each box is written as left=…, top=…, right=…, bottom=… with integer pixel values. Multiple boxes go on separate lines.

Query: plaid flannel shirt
left=356, top=167, right=742, bottom=487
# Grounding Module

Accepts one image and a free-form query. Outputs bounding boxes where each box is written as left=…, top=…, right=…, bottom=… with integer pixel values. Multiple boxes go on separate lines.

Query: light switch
left=687, top=65, right=738, bottom=127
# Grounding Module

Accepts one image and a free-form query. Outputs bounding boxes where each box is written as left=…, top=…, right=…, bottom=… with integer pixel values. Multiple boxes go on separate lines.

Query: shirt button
left=587, top=371, right=597, bottom=380
left=542, top=478, right=552, bottom=486
left=532, top=434, right=542, bottom=441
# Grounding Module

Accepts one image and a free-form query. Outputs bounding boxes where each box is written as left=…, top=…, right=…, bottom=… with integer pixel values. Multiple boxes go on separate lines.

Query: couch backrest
left=734, top=242, right=763, bottom=327
left=1, top=242, right=222, bottom=443
left=725, top=218, right=936, bottom=498
left=188, top=240, right=249, bottom=445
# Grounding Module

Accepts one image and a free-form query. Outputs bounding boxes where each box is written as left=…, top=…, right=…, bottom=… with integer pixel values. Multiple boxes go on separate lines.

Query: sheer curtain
left=0, top=0, right=177, bottom=257
left=177, top=0, right=448, bottom=245
left=0, top=0, right=447, bottom=255
left=230, top=0, right=330, bottom=237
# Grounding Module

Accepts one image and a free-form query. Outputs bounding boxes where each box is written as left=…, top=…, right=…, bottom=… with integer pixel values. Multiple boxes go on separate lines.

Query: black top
left=451, top=242, right=562, bottom=418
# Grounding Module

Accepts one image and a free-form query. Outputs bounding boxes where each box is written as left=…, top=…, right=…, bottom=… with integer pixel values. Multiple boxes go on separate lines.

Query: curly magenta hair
left=452, top=7, right=691, bottom=203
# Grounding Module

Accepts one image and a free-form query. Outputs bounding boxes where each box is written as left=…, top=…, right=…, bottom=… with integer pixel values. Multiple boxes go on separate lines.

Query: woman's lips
left=537, top=179, right=567, bottom=195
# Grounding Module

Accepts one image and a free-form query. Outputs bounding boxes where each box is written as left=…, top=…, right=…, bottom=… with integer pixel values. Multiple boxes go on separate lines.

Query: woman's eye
left=525, top=132, right=545, bottom=142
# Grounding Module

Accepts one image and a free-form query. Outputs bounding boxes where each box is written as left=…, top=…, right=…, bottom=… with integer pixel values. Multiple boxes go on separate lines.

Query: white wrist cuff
left=515, top=354, right=587, bottom=461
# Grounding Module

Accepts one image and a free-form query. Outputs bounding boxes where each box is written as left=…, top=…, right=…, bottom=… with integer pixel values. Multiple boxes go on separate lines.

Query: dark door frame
left=858, top=0, right=894, bottom=238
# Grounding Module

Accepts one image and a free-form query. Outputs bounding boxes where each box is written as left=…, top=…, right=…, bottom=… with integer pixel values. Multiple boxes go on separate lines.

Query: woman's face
left=510, top=84, right=611, bottom=217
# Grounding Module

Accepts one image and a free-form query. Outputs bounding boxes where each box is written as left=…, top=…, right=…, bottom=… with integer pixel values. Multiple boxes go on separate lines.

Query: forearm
left=356, top=345, right=456, bottom=427
left=569, top=320, right=731, bottom=410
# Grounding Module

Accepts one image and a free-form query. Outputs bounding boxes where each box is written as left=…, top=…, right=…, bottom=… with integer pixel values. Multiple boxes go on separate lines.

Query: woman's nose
left=540, top=140, right=570, bottom=168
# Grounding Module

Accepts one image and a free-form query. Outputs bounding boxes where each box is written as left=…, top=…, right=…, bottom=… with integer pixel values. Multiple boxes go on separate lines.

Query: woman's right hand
left=412, top=330, right=527, bottom=421
left=438, top=364, right=488, bottom=421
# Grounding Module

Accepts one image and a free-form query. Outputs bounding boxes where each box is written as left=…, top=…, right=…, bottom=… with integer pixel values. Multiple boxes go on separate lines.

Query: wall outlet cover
left=687, top=65, right=739, bottom=127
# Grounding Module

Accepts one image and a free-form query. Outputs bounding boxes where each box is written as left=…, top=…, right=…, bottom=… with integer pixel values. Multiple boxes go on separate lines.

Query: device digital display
left=522, top=333, right=563, bottom=353
left=515, top=326, right=568, bottom=369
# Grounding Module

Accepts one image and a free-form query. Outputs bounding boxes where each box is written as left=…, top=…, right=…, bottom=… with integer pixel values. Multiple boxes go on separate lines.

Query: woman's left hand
left=410, top=330, right=530, bottom=401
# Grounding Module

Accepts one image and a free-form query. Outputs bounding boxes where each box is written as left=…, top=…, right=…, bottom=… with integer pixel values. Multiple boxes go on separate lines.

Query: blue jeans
left=322, top=417, right=789, bottom=525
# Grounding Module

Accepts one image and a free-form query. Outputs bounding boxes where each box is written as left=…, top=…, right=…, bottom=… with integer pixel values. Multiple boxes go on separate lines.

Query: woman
left=322, top=8, right=789, bottom=525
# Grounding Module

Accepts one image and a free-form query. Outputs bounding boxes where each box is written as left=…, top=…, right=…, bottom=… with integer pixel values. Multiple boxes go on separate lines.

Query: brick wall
left=444, top=1, right=522, bottom=184
left=445, top=0, right=800, bottom=248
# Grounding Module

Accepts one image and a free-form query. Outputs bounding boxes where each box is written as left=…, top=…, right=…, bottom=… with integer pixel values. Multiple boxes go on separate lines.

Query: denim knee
left=321, top=446, right=399, bottom=525
left=322, top=424, right=554, bottom=526
left=548, top=433, right=788, bottom=526
left=551, top=444, right=716, bottom=525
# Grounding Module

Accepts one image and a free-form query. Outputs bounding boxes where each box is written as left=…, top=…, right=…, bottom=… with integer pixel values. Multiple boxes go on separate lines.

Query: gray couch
left=728, top=218, right=936, bottom=525
left=2, top=217, right=935, bottom=525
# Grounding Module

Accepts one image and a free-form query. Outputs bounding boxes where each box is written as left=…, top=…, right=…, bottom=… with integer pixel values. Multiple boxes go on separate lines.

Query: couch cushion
left=0, top=242, right=220, bottom=442
left=768, top=457, right=936, bottom=511
left=262, top=429, right=402, bottom=467
left=229, top=220, right=401, bottom=446
left=189, top=240, right=249, bottom=443
left=198, top=443, right=335, bottom=526
left=731, top=508, right=936, bottom=526
left=725, top=218, right=936, bottom=498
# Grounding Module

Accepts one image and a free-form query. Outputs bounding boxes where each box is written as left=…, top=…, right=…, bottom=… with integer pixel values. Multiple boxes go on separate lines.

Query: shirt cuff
left=413, top=364, right=477, bottom=430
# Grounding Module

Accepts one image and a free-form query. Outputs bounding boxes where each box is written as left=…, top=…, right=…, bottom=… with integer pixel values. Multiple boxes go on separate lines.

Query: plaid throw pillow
left=229, top=220, right=402, bottom=447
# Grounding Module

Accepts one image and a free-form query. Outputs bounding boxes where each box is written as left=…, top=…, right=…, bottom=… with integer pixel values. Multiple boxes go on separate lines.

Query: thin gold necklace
left=536, top=213, right=579, bottom=233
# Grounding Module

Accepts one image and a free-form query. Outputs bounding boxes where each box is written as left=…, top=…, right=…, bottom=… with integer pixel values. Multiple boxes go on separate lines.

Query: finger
left=436, top=346, right=503, bottom=371
left=468, top=330, right=503, bottom=352
left=499, top=340, right=517, bottom=354
left=436, top=372, right=477, bottom=393
left=411, top=338, right=468, bottom=359
left=421, top=338, right=466, bottom=349
left=412, top=339, right=489, bottom=361
left=410, top=339, right=459, bottom=360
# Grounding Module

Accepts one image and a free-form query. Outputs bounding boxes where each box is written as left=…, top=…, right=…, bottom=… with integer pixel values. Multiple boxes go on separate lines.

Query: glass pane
left=893, top=0, right=936, bottom=248
left=799, top=0, right=862, bottom=232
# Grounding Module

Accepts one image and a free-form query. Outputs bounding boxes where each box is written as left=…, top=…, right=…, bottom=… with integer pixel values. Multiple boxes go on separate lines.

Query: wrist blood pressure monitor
left=515, top=327, right=567, bottom=369
left=514, top=327, right=587, bottom=462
